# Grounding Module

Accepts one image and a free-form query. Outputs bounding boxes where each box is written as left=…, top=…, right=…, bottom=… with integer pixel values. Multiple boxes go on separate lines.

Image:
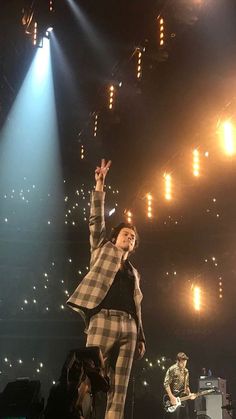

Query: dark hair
left=176, top=352, right=189, bottom=361
left=109, top=222, right=139, bottom=251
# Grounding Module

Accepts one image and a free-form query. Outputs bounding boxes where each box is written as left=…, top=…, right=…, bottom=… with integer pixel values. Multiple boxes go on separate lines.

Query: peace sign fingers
left=95, top=159, right=112, bottom=183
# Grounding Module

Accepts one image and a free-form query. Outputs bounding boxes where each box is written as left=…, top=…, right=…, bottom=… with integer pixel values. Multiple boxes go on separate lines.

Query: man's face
left=179, top=359, right=187, bottom=368
left=115, top=227, right=136, bottom=253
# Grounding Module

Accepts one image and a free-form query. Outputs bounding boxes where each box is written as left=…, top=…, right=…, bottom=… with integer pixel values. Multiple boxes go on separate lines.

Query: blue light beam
left=0, top=37, right=62, bottom=196
left=66, top=0, right=112, bottom=68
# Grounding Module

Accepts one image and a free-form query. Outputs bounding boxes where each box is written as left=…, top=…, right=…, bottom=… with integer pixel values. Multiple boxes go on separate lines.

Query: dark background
left=1, top=0, right=236, bottom=417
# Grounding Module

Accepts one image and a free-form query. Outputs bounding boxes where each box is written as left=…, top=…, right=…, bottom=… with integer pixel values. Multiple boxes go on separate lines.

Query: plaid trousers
left=86, top=309, right=137, bottom=419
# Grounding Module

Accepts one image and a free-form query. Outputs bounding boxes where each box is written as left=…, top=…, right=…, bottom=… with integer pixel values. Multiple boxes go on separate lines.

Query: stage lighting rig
left=22, top=0, right=55, bottom=47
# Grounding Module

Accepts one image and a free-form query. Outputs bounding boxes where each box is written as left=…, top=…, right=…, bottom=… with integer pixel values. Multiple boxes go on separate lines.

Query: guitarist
left=163, top=352, right=196, bottom=418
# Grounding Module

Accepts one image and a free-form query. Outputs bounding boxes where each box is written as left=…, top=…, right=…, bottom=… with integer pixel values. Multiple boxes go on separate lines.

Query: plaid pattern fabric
left=86, top=310, right=137, bottom=419
left=67, top=191, right=145, bottom=342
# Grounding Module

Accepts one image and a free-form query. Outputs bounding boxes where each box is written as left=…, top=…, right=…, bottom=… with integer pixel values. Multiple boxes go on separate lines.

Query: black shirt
left=87, top=260, right=137, bottom=321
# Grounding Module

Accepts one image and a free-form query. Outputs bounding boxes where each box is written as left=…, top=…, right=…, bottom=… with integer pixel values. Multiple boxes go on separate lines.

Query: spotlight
left=45, top=27, right=53, bottom=38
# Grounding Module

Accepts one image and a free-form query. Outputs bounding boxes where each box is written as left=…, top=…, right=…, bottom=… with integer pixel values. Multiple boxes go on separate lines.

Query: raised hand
left=95, top=159, right=112, bottom=187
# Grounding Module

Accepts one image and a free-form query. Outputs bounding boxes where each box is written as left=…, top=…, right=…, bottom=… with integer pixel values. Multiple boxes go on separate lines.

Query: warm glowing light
left=219, top=277, right=223, bottom=299
left=222, top=121, right=235, bottom=155
left=164, top=173, right=172, bottom=200
left=158, top=16, right=165, bottom=47
left=146, top=193, right=153, bottom=218
left=193, top=149, right=200, bottom=177
left=136, top=48, right=143, bottom=79
left=94, top=113, right=98, bottom=137
left=49, top=0, right=54, bottom=12
left=81, top=144, right=84, bottom=160
left=126, top=210, right=133, bottom=224
left=109, top=85, right=115, bottom=110
left=193, top=286, right=201, bottom=311
left=33, top=21, right=38, bottom=46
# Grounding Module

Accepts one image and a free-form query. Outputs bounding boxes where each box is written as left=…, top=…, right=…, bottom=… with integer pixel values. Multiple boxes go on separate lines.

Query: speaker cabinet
left=195, top=393, right=231, bottom=419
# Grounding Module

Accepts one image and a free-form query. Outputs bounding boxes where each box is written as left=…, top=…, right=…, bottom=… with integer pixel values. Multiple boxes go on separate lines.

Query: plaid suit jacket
left=67, top=191, right=145, bottom=342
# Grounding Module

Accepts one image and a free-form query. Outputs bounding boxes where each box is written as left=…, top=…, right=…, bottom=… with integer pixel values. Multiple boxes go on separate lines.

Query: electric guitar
left=163, top=389, right=215, bottom=413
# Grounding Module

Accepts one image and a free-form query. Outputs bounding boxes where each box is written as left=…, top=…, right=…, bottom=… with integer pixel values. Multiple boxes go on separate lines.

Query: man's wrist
left=95, top=180, right=104, bottom=191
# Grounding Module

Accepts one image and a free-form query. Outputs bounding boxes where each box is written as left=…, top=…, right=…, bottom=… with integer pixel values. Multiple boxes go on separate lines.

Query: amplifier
left=199, top=377, right=226, bottom=394
left=196, top=377, right=231, bottom=419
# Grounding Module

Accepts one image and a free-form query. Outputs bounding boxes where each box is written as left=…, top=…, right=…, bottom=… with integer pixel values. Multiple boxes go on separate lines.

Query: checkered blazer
left=67, top=190, right=145, bottom=342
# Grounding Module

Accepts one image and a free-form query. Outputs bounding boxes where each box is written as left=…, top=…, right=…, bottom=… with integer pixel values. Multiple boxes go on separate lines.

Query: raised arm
left=89, top=159, right=111, bottom=251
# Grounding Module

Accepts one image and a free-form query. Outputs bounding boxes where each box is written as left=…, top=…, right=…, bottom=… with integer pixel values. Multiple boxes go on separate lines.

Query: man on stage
left=67, top=159, right=146, bottom=419
left=163, top=352, right=195, bottom=419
